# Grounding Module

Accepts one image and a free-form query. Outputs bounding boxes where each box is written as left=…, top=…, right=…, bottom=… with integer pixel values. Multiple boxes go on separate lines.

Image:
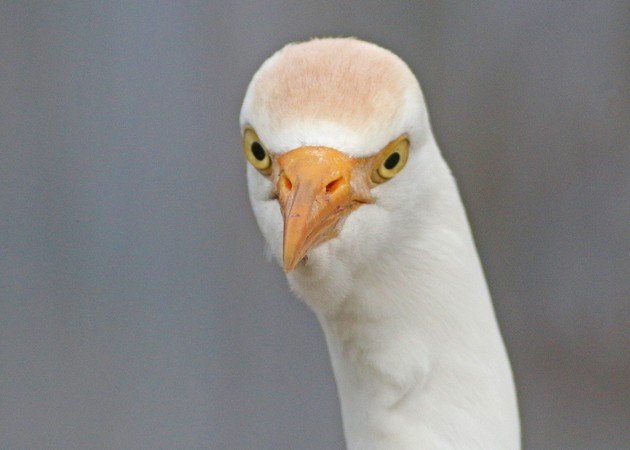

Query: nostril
left=281, top=173, right=293, bottom=191
left=325, top=177, right=344, bottom=194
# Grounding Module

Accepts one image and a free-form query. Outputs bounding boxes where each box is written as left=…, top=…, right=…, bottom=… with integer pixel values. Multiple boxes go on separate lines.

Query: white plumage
left=240, top=37, right=520, bottom=449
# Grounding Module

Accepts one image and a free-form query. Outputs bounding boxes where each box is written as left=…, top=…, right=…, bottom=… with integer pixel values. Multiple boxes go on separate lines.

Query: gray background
left=1, top=1, right=628, bottom=449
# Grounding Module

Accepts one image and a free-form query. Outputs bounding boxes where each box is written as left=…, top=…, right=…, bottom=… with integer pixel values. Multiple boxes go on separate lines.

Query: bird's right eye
left=243, top=128, right=272, bottom=175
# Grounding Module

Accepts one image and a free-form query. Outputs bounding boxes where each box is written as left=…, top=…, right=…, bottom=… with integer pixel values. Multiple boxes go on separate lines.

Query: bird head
left=240, top=38, right=440, bottom=308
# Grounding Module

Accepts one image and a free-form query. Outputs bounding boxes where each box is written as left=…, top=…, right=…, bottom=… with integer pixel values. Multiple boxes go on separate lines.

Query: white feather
left=241, top=38, right=520, bottom=449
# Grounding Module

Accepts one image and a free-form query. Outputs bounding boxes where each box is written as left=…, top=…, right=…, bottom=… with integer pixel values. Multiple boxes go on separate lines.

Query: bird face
left=243, top=129, right=410, bottom=272
left=240, top=38, right=431, bottom=289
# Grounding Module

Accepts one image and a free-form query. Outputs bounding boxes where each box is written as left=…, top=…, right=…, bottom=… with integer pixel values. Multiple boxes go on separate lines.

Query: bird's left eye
left=371, top=135, right=410, bottom=183
left=243, top=128, right=272, bottom=175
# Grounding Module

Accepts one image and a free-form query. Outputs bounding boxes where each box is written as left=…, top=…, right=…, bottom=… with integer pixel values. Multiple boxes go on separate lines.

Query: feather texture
left=241, top=37, right=520, bottom=449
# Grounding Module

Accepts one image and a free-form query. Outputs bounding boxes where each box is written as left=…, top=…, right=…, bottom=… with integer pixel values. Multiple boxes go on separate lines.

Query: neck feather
left=312, top=187, right=520, bottom=449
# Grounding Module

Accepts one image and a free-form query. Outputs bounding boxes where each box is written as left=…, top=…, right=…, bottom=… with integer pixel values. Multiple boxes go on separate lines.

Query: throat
left=310, top=258, right=520, bottom=449
left=316, top=304, right=431, bottom=449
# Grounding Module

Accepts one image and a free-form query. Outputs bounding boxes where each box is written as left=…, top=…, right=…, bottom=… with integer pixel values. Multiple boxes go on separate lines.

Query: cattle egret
left=240, top=37, right=520, bottom=449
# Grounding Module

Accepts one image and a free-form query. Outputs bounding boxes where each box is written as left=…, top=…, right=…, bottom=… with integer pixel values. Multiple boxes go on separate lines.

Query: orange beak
left=276, top=147, right=368, bottom=272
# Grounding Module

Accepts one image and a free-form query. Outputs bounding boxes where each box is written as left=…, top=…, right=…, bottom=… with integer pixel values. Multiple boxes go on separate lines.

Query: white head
left=240, top=38, right=445, bottom=312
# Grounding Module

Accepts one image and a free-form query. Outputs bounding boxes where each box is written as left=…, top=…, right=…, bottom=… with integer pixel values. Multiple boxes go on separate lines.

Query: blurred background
left=1, top=2, right=627, bottom=449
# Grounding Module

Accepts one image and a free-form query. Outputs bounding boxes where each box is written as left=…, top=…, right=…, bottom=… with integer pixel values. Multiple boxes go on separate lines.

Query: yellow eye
left=371, top=135, right=409, bottom=183
left=243, top=128, right=271, bottom=175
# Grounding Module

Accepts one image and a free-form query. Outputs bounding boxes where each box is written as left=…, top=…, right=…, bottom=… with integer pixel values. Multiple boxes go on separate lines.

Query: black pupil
left=384, top=152, right=400, bottom=170
left=251, top=142, right=266, bottom=161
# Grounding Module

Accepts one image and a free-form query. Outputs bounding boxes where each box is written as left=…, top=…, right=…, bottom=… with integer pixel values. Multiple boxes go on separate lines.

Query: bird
left=239, top=37, right=520, bottom=449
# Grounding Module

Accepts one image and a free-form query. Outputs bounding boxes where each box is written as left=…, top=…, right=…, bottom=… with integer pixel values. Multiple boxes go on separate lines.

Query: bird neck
left=313, top=188, right=521, bottom=449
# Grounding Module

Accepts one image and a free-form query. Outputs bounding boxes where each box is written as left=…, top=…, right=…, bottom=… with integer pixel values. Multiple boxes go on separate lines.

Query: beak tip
left=283, top=248, right=306, bottom=272
left=282, top=257, right=298, bottom=273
